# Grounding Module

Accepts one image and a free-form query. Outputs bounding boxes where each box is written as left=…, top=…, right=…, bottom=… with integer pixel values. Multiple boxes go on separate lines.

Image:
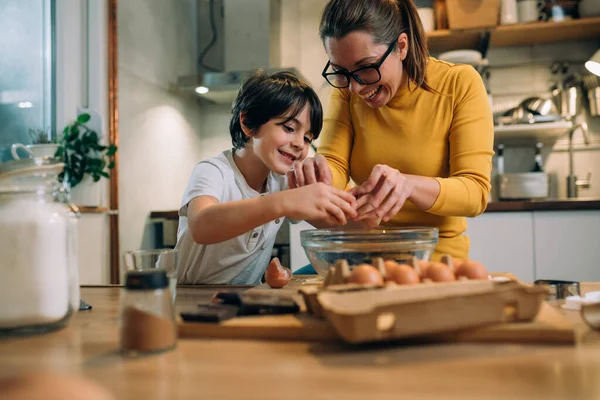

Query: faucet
left=566, top=122, right=592, bottom=198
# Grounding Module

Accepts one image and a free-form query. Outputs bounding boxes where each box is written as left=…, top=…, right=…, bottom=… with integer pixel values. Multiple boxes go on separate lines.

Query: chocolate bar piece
left=180, top=304, right=239, bottom=323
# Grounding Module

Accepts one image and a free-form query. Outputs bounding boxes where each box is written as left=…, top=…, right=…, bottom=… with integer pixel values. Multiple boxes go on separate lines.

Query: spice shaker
left=120, top=269, right=177, bottom=355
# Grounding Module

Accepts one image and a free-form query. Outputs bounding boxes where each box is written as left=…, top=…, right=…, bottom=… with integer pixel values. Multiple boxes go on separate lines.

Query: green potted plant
left=55, top=113, right=117, bottom=190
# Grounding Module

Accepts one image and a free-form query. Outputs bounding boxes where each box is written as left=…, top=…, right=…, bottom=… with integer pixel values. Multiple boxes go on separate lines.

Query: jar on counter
left=0, top=158, right=78, bottom=335
left=120, top=269, right=177, bottom=355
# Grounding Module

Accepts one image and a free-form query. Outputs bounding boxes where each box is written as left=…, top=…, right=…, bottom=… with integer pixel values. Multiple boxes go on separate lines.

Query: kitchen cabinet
left=77, top=213, right=111, bottom=285
left=533, top=210, right=600, bottom=282
left=466, top=212, right=535, bottom=282
left=427, top=17, right=600, bottom=53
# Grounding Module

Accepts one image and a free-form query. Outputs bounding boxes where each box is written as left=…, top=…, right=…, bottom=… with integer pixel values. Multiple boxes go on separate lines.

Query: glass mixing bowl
left=300, top=226, right=438, bottom=277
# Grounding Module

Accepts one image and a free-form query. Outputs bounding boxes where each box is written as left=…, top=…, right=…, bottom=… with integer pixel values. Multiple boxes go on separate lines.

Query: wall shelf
left=494, top=120, right=573, bottom=145
left=427, top=17, right=600, bottom=54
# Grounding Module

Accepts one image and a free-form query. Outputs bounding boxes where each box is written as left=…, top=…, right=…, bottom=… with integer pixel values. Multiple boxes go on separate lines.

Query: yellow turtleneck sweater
left=317, top=57, right=494, bottom=260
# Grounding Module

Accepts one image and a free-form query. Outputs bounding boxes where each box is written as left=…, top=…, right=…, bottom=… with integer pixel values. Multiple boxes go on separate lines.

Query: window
left=0, top=0, right=54, bottom=161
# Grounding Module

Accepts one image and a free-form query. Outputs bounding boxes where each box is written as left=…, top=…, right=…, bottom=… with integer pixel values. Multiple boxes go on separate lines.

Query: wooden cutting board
left=178, top=276, right=576, bottom=344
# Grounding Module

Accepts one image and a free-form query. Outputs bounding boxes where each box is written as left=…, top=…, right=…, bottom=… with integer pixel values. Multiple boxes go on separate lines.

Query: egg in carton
left=323, top=258, right=388, bottom=287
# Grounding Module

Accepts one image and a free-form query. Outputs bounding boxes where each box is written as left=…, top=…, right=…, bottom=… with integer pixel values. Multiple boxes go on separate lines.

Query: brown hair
left=319, top=0, right=434, bottom=93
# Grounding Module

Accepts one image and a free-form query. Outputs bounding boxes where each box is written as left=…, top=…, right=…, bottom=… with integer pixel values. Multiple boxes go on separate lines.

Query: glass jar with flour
left=0, top=158, right=79, bottom=335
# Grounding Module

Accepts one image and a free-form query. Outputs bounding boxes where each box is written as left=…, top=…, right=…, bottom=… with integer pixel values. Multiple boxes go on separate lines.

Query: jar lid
left=125, top=270, right=169, bottom=290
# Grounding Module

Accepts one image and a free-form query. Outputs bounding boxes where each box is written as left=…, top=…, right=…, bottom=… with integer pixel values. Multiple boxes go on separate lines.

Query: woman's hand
left=349, top=164, right=413, bottom=222
left=287, top=154, right=332, bottom=188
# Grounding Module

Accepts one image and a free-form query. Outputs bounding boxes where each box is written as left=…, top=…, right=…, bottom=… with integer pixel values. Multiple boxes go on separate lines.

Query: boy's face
left=247, top=105, right=314, bottom=175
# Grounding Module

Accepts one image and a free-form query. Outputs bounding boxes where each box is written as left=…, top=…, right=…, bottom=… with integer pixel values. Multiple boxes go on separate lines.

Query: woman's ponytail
left=397, top=0, right=433, bottom=92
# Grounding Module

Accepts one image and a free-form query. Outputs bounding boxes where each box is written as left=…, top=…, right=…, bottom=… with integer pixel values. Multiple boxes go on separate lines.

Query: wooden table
left=2, top=284, right=600, bottom=399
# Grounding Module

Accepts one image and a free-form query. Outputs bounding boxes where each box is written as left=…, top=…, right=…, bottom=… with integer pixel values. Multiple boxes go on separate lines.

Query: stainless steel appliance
left=497, top=172, right=549, bottom=200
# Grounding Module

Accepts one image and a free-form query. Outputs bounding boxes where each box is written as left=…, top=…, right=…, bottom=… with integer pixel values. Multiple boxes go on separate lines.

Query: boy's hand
left=287, top=154, right=332, bottom=188
left=283, top=183, right=357, bottom=225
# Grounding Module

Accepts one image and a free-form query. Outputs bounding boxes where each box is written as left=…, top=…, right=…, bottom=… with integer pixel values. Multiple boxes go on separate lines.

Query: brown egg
left=388, top=264, right=420, bottom=285
left=452, top=258, right=466, bottom=271
left=423, top=261, right=456, bottom=282
left=383, top=260, right=401, bottom=282
left=348, top=264, right=384, bottom=285
left=0, top=372, right=115, bottom=400
left=265, top=257, right=292, bottom=288
left=455, top=260, right=489, bottom=280
left=416, top=260, right=431, bottom=278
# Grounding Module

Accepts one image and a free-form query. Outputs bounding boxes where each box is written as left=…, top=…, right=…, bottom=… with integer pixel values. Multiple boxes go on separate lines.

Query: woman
left=288, top=0, right=494, bottom=260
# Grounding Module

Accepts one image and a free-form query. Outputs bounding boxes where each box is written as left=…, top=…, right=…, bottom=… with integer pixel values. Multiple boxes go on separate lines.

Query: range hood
left=178, top=0, right=304, bottom=105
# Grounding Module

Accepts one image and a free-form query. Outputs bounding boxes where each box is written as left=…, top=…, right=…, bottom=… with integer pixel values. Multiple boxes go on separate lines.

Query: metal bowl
left=300, top=227, right=438, bottom=278
left=519, top=96, right=558, bottom=116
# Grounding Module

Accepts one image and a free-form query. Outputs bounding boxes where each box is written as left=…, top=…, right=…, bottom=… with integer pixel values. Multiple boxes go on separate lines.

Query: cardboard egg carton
left=299, top=257, right=548, bottom=344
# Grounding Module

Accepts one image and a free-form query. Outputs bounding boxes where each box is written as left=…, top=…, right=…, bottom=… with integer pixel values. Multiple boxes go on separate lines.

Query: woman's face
left=324, top=31, right=408, bottom=108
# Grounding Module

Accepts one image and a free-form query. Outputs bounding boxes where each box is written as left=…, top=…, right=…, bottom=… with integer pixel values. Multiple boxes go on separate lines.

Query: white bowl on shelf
left=438, top=49, right=484, bottom=66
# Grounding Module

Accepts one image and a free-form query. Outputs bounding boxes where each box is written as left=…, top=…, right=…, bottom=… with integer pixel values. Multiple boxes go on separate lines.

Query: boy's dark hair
left=319, top=0, right=433, bottom=93
left=230, top=70, right=323, bottom=149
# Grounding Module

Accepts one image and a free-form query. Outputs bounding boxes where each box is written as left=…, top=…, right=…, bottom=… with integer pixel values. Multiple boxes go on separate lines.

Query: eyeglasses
left=321, top=36, right=400, bottom=89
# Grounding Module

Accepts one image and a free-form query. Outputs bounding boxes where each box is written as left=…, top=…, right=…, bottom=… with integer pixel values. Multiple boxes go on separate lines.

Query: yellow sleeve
left=427, top=66, right=494, bottom=218
left=316, top=88, right=353, bottom=191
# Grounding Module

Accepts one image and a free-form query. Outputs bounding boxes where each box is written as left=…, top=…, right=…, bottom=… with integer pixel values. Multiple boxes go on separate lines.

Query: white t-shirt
left=175, top=149, right=288, bottom=285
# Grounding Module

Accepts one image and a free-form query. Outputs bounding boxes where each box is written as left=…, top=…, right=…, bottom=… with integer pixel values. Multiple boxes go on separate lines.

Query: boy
left=176, top=71, right=357, bottom=284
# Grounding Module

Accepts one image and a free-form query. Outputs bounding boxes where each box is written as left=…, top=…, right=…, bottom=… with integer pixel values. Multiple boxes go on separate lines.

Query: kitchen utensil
left=300, top=227, right=438, bottom=278
left=519, top=96, right=558, bottom=116
left=587, top=87, right=600, bottom=117
left=534, top=279, right=580, bottom=301
left=498, top=105, right=535, bottom=124
left=583, top=74, right=600, bottom=116
left=552, top=77, right=582, bottom=119
left=583, top=73, right=600, bottom=90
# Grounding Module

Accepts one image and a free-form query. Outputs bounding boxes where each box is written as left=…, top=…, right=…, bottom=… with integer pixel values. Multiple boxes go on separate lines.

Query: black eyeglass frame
left=321, top=35, right=401, bottom=89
